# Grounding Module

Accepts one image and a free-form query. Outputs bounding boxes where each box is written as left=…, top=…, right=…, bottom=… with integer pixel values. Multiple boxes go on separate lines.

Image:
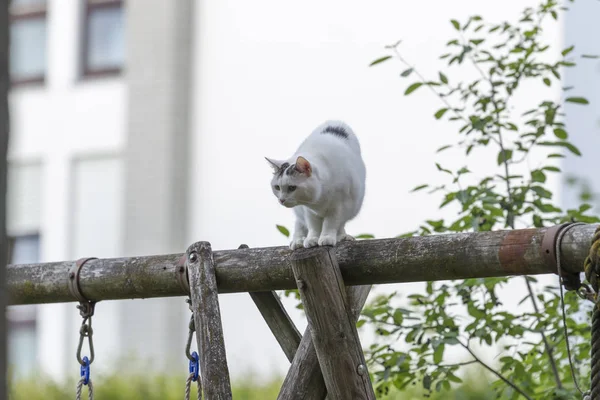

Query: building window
left=7, top=234, right=40, bottom=379
left=9, top=0, right=47, bottom=85
left=82, top=0, right=125, bottom=77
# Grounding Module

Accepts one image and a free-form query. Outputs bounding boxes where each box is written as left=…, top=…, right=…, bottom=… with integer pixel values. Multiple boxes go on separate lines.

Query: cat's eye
left=274, top=185, right=280, bottom=191
left=288, top=185, right=297, bottom=192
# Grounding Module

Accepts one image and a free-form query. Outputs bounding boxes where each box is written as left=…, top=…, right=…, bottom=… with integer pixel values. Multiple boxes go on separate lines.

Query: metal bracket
left=542, top=222, right=581, bottom=290
left=69, top=257, right=97, bottom=317
left=176, top=254, right=190, bottom=295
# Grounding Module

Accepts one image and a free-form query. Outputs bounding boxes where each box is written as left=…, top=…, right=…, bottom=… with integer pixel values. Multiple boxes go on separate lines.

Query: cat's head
left=265, top=156, right=315, bottom=208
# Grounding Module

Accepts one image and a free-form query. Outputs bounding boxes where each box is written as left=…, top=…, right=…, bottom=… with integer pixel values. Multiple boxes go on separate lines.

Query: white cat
left=266, top=120, right=366, bottom=250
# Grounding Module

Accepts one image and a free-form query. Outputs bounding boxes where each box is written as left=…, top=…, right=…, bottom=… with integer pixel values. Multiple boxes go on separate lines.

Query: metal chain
left=185, top=372, right=202, bottom=400
left=76, top=315, right=95, bottom=366
left=185, top=298, right=202, bottom=399
left=76, top=378, right=94, bottom=400
left=186, top=299, right=196, bottom=361
left=75, top=302, right=96, bottom=400
left=556, top=222, right=588, bottom=396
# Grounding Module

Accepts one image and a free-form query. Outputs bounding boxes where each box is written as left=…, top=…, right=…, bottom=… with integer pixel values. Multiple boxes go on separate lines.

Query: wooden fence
left=6, top=223, right=597, bottom=399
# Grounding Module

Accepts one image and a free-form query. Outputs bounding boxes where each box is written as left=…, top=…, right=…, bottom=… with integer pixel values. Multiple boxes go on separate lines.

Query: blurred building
left=7, top=0, right=192, bottom=380
left=6, top=0, right=600, bottom=385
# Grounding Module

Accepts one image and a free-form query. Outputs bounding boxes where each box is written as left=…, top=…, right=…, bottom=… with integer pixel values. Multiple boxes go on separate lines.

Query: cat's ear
left=295, top=156, right=312, bottom=177
left=265, top=157, right=285, bottom=173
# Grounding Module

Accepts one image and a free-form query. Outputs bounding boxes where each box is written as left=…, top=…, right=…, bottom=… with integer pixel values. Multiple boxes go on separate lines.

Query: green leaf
left=497, top=149, right=513, bottom=165
left=538, top=141, right=581, bottom=156
left=531, top=170, right=546, bottom=183
left=439, top=72, right=448, bottom=84
left=392, top=309, right=404, bottom=325
left=553, top=128, right=568, bottom=139
left=543, top=77, right=551, bottom=87
left=565, top=97, right=589, bottom=105
left=436, top=144, right=451, bottom=152
left=405, top=82, right=423, bottom=95
left=423, top=374, right=432, bottom=390
left=276, top=225, right=290, bottom=238
left=561, top=45, right=575, bottom=56
left=400, top=68, right=413, bottom=77
left=369, top=56, right=392, bottom=66
left=582, top=54, right=600, bottom=59
left=450, top=20, right=460, bottom=30
left=411, top=184, right=429, bottom=192
left=435, top=108, right=449, bottom=119
left=542, top=166, right=560, bottom=172
left=355, top=234, right=375, bottom=239
left=531, top=186, right=552, bottom=199
left=433, top=343, right=445, bottom=364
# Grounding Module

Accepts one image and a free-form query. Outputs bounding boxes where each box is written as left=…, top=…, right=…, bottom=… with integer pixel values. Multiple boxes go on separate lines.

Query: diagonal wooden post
left=241, top=244, right=303, bottom=363
left=287, top=247, right=376, bottom=400
left=187, top=241, right=232, bottom=400
left=249, top=290, right=302, bottom=362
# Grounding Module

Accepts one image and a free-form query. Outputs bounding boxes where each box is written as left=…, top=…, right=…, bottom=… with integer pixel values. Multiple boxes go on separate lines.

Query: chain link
left=76, top=316, right=95, bottom=366
left=76, top=378, right=94, bottom=400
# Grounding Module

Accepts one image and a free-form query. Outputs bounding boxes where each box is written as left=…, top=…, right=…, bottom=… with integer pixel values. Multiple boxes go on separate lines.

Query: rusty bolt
left=179, top=266, right=185, bottom=273
left=69, top=272, right=75, bottom=280
left=357, top=364, right=366, bottom=376
left=189, top=252, right=198, bottom=263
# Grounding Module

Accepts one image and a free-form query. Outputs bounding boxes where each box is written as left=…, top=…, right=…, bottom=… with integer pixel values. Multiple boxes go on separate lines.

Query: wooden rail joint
left=542, top=222, right=583, bottom=290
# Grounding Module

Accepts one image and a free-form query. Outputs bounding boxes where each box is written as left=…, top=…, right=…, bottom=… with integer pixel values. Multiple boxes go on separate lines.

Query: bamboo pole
left=6, top=224, right=597, bottom=305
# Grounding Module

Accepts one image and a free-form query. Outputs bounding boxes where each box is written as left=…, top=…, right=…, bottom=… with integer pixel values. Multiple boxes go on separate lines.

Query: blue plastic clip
left=80, top=356, right=91, bottom=385
left=189, top=351, right=199, bottom=382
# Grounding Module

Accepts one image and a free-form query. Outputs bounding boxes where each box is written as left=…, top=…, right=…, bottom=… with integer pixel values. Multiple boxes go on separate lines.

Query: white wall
left=190, top=0, right=567, bottom=380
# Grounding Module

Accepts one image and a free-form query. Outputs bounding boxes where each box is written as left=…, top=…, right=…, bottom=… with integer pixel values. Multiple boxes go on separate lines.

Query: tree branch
left=459, top=340, right=533, bottom=400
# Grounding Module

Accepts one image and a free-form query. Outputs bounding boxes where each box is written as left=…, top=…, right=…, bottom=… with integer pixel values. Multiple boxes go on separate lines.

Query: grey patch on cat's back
left=322, top=125, right=349, bottom=139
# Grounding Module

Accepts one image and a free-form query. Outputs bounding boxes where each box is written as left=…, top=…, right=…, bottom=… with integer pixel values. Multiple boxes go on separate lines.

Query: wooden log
left=277, top=285, right=371, bottom=400
left=6, top=224, right=598, bottom=305
left=249, top=290, right=302, bottom=363
left=290, top=247, right=375, bottom=400
left=187, top=242, right=232, bottom=400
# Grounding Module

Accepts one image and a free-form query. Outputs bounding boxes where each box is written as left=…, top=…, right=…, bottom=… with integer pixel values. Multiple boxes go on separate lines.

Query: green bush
left=9, top=373, right=282, bottom=400
left=8, top=370, right=498, bottom=399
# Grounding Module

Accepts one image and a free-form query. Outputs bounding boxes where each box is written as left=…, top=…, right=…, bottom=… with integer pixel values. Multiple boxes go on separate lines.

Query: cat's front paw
left=290, top=238, right=305, bottom=250
left=303, top=236, right=319, bottom=248
left=338, top=233, right=355, bottom=242
left=318, top=234, right=337, bottom=247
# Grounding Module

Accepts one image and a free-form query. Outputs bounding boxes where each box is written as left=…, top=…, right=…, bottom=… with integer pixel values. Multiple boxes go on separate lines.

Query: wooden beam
left=187, top=242, right=232, bottom=400
left=6, top=224, right=598, bottom=305
left=289, top=247, right=375, bottom=400
left=249, top=291, right=302, bottom=363
left=277, top=285, right=371, bottom=400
